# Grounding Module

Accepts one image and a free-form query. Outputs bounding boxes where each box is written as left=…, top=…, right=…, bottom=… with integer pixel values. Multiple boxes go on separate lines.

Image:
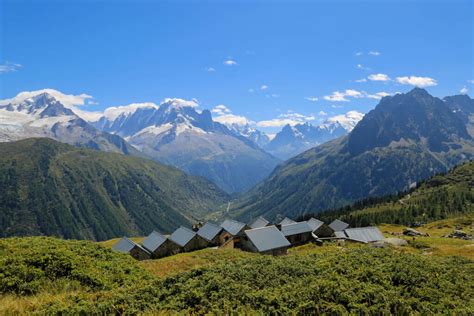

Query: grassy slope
left=0, top=138, right=229, bottom=240
left=1, top=227, right=472, bottom=314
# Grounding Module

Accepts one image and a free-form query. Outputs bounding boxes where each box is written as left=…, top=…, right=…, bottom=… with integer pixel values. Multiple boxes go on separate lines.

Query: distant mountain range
left=91, top=99, right=281, bottom=193
left=230, top=88, right=474, bottom=222
left=0, top=138, right=228, bottom=241
left=0, top=92, right=139, bottom=156
left=263, top=111, right=363, bottom=160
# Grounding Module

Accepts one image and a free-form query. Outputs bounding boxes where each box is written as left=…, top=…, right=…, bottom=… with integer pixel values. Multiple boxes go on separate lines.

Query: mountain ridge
left=229, top=88, right=474, bottom=222
left=0, top=138, right=228, bottom=241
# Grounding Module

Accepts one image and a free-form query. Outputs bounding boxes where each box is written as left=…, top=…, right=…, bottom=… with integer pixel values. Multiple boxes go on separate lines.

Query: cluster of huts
left=112, top=217, right=384, bottom=260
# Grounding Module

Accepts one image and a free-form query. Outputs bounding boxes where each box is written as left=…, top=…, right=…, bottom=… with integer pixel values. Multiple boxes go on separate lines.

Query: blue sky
left=1, top=0, right=473, bottom=133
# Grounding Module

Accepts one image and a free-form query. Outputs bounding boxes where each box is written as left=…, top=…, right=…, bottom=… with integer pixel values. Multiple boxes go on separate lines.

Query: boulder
left=403, top=228, right=425, bottom=236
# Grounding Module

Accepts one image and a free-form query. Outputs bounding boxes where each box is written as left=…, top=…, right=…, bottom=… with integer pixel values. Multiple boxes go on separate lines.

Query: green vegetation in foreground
left=310, top=160, right=474, bottom=227
left=0, top=138, right=228, bottom=240
left=1, top=235, right=473, bottom=314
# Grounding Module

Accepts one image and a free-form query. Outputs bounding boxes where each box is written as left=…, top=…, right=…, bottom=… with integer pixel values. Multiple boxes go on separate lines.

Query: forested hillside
left=309, top=160, right=474, bottom=226
left=0, top=138, right=228, bottom=240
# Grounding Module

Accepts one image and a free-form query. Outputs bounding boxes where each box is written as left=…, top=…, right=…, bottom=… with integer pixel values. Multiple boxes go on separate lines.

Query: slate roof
left=344, top=227, right=384, bottom=243
left=112, top=237, right=149, bottom=254
left=280, top=221, right=313, bottom=237
left=334, top=231, right=347, bottom=239
left=329, top=219, right=350, bottom=232
left=221, top=219, right=246, bottom=236
left=169, top=226, right=196, bottom=247
left=197, top=222, right=223, bottom=242
left=307, top=218, right=324, bottom=231
left=279, top=217, right=296, bottom=226
left=142, top=231, right=167, bottom=252
left=245, top=225, right=291, bottom=252
left=249, top=216, right=270, bottom=229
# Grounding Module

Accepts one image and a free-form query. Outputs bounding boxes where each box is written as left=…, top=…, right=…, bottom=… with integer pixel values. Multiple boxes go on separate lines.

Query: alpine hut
left=280, top=221, right=314, bottom=246
left=249, top=216, right=270, bottom=229
left=219, top=219, right=249, bottom=248
left=142, top=230, right=180, bottom=258
left=329, top=219, right=350, bottom=232
left=169, top=226, right=208, bottom=252
left=307, top=218, right=335, bottom=238
left=339, top=227, right=384, bottom=243
left=241, top=225, right=291, bottom=255
left=197, top=221, right=224, bottom=246
left=112, top=237, right=151, bottom=260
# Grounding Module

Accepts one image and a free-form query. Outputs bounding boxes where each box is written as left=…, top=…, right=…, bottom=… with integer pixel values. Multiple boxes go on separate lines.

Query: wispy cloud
left=368, top=51, right=381, bottom=56
left=248, top=88, right=255, bottom=93
left=396, top=76, right=437, bottom=87
left=355, top=78, right=367, bottom=83
left=368, top=73, right=390, bottom=82
left=0, top=88, right=93, bottom=107
left=0, top=62, right=22, bottom=74
left=366, top=92, right=391, bottom=99
left=206, top=67, right=216, bottom=72
left=356, top=64, right=371, bottom=71
left=305, top=97, right=319, bottom=102
left=318, top=111, right=328, bottom=116
left=460, top=87, right=468, bottom=95
left=355, top=51, right=363, bottom=56
left=223, top=59, right=238, bottom=66
left=467, top=80, right=474, bottom=84
left=260, top=85, right=269, bottom=91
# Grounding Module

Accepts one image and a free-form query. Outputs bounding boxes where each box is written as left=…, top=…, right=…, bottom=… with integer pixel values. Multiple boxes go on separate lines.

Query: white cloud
left=223, top=59, right=238, bottom=66
left=396, top=76, right=437, bottom=87
left=257, top=112, right=315, bottom=128
left=0, top=88, right=94, bottom=107
left=0, top=62, right=22, bottom=73
left=355, top=78, right=367, bottom=83
left=214, top=114, right=251, bottom=126
left=368, top=51, right=381, bottom=56
left=162, top=98, right=199, bottom=108
left=368, top=73, right=390, bottom=81
left=324, top=89, right=364, bottom=102
left=460, top=87, right=468, bottom=95
left=206, top=67, right=216, bottom=72
left=367, top=92, right=391, bottom=100
left=211, top=104, right=232, bottom=115
left=355, top=52, right=363, bottom=56
left=211, top=104, right=252, bottom=126
left=318, top=111, right=328, bottom=116
left=260, top=85, right=269, bottom=91
left=305, top=97, right=319, bottom=102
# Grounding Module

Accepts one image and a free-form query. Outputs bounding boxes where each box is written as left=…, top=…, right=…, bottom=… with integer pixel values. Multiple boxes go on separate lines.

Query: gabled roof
left=344, top=227, right=384, bottom=243
left=142, top=231, right=167, bottom=252
left=169, top=226, right=196, bottom=247
left=307, top=218, right=324, bottom=231
left=112, top=237, right=149, bottom=254
left=249, top=216, right=270, bottom=229
left=279, top=217, right=296, bottom=226
left=280, top=221, right=313, bottom=237
left=220, top=219, right=246, bottom=236
left=197, top=222, right=223, bottom=242
left=245, top=225, right=291, bottom=252
left=329, top=219, right=350, bottom=232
